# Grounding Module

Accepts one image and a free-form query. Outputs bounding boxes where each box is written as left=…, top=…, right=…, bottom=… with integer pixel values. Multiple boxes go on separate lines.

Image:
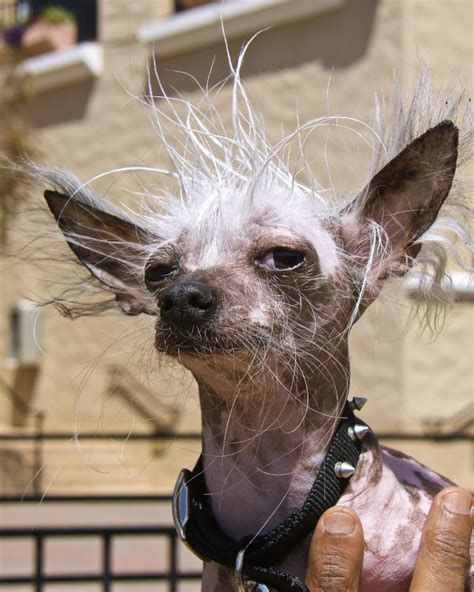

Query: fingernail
left=442, top=491, right=472, bottom=516
left=323, top=511, right=356, bottom=535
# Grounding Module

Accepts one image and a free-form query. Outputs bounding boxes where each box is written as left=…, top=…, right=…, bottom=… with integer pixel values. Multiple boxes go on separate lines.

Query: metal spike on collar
left=348, top=424, right=370, bottom=441
left=334, top=461, right=356, bottom=479
left=350, top=396, right=367, bottom=411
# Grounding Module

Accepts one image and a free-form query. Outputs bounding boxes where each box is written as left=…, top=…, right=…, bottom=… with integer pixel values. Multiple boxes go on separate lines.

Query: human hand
left=304, top=487, right=473, bottom=592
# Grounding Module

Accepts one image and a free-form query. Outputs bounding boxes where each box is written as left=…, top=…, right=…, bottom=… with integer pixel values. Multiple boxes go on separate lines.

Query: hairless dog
left=28, top=59, right=472, bottom=591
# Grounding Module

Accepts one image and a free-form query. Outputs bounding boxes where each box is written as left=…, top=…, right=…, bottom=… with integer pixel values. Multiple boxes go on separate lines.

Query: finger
left=410, top=487, right=473, bottom=592
left=305, top=506, right=364, bottom=592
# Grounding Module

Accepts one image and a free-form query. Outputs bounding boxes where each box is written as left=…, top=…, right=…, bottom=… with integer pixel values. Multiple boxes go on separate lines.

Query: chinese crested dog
left=26, top=56, right=472, bottom=591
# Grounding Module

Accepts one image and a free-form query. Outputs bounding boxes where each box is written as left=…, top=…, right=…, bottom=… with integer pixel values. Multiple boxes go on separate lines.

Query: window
left=174, top=0, right=215, bottom=13
left=7, top=301, right=41, bottom=365
left=8, top=307, right=21, bottom=362
left=29, top=0, right=98, bottom=41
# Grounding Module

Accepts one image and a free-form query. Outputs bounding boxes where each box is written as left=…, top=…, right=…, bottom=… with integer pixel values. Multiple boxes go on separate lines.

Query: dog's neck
left=189, top=350, right=351, bottom=540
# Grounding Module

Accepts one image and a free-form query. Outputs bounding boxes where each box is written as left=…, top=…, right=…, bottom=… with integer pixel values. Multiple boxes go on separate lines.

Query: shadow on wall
left=148, top=0, right=379, bottom=96
left=25, top=79, right=96, bottom=127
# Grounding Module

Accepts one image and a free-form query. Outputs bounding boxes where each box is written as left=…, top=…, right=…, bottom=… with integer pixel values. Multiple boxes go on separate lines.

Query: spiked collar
left=172, top=398, right=368, bottom=592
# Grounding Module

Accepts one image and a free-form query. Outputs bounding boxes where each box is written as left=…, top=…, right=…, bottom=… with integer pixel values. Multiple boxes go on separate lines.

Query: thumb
left=305, top=507, right=364, bottom=592
left=410, top=487, right=472, bottom=592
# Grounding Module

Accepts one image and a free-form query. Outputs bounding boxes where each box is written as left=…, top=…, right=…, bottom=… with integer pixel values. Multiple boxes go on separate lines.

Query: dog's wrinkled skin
left=41, top=116, right=470, bottom=591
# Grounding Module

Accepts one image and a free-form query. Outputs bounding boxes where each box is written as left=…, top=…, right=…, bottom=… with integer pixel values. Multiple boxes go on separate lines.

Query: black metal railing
left=0, top=429, right=471, bottom=443
left=0, top=494, right=201, bottom=591
left=0, top=417, right=472, bottom=591
left=0, top=525, right=201, bottom=591
left=0, top=426, right=470, bottom=499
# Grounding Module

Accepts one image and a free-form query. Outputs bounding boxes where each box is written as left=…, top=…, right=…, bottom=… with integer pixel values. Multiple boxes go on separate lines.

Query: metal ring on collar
left=235, top=548, right=270, bottom=591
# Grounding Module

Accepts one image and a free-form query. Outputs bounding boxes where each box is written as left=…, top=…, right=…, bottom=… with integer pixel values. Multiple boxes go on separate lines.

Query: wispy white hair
left=369, top=69, right=472, bottom=329
left=23, top=44, right=472, bottom=329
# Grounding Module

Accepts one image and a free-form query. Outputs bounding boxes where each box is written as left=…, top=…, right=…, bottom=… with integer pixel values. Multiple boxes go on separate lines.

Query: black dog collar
left=172, top=398, right=368, bottom=592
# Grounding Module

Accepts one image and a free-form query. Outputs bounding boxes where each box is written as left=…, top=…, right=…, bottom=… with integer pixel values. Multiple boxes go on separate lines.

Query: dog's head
left=43, top=121, right=458, bottom=396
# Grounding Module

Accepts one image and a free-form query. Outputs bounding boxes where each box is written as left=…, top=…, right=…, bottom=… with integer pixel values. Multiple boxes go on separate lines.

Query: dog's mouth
left=154, top=321, right=276, bottom=358
left=154, top=328, right=213, bottom=357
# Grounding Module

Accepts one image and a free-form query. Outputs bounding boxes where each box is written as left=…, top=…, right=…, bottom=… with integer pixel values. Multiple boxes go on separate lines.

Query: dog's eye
left=257, top=248, right=306, bottom=271
left=145, top=264, right=177, bottom=285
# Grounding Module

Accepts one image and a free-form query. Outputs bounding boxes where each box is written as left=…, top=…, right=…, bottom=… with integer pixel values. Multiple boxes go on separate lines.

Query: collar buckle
left=172, top=468, right=192, bottom=542
left=172, top=468, right=208, bottom=561
left=235, top=549, right=270, bottom=592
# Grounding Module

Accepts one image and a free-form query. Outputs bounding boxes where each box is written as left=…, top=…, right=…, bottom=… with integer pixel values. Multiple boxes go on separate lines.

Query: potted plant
left=21, top=5, right=77, bottom=57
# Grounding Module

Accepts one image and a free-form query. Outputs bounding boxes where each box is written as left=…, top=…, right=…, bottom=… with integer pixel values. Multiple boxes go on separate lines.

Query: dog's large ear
left=341, top=120, right=458, bottom=277
left=44, top=189, right=158, bottom=315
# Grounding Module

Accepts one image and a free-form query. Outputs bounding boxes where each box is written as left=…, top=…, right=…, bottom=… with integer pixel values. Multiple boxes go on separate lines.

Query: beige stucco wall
left=0, top=0, right=472, bottom=494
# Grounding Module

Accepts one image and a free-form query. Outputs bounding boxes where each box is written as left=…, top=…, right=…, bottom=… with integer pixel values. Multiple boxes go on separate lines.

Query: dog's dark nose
left=159, top=282, right=217, bottom=328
